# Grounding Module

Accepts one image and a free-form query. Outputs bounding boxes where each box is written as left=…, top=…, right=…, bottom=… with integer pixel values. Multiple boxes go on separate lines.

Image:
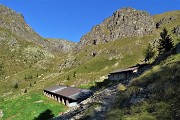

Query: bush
left=144, top=43, right=155, bottom=63
left=14, top=83, right=18, bottom=89
left=117, top=84, right=126, bottom=91
left=24, top=88, right=27, bottom=93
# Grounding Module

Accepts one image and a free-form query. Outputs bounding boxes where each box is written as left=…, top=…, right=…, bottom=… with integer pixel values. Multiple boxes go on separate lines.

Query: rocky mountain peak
left=78, top=7, right=155, bottom=49
left=0, top=5, right=43, bottom=43
left=0, top=5, right=76, bottom=54
left=0, top=4, right=16, bottom=15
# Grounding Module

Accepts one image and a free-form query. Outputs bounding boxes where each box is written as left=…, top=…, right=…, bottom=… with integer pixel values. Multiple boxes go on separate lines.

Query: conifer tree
left=144, top=43, right=155, bottom=63
left=158, top=28, right=174, bottom=54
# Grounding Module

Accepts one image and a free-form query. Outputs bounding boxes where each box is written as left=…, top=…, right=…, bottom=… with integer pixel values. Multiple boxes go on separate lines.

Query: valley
left=0, top=4, right=179, bottom=120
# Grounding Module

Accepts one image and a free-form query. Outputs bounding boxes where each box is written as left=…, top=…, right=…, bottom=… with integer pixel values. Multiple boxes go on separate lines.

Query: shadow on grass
left=152, top=42, right=180, bottom=65
left=89, top=79, right=118, bottom=91
left=34, top=109, right=54, bottom=120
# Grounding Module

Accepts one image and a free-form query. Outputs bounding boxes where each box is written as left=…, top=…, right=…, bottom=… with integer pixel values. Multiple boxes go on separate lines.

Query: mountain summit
left=78, top=8, right=155, bottom=49
left=0, top=4, right=43, bottom=43
left=0, top=5, right=76, bottom=53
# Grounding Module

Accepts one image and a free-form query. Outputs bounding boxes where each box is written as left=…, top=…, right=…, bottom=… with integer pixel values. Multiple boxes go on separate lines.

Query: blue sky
left=0, top=0, right=180, bottom=42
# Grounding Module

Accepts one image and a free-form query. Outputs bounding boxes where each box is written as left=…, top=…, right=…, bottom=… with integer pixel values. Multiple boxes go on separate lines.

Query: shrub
left=118, top=84, right=126, bottom=91
left=143, top=43, right=155, bottom=63
left=14, top=83, right=18, bottom=89
left=24, top=88, right=27, bottom=93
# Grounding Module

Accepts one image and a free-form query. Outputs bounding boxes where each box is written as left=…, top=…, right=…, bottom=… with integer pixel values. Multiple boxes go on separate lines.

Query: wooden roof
left=110, top=66, right=139, bottom=74
left=44, top=85, right=92, bottom=101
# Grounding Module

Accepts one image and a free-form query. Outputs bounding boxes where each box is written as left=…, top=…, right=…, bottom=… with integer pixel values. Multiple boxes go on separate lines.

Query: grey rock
left=0, top=5, right=43, bottom=44
left=172, top=25, right=180, bottom=37
left=156, top=15, right=178, bottom=28
left=78, top=7, right=155, bottom=49
left=43, top=38, right=77, bottom=53
left=0, top=5, right=77, bottom=54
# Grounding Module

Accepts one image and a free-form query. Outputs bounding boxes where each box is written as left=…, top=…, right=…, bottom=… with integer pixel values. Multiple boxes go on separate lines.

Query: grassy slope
left=52, top=34, right=157, bottom=88
left=0, top=10, right=179, bottom=119
left=0, top=92, right=65, bottom=120
left=0, top=30, right=156, bottom=119
left=0, top=28, right=67, bottom=119
left=106, top=11, right=180, bottom=120
left=153, top=10, right=180, bottom=44
left=51, top=11, right=180, bottom=88
left=106, top=53, right=180, bottom=120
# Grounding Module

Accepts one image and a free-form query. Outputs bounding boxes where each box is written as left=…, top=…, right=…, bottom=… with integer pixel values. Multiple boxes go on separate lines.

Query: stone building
left=108, top=65, right=140, bottom=81
left=44, top=85, right=93, bottom=107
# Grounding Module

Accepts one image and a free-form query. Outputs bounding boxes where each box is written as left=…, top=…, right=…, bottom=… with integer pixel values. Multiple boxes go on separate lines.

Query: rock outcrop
left=172, top=25, right=180, bottom=37
left=78, top=8, right=155, bottom=49
left=155, top=14, right=180, bottom=28
left=0, top=5, right=43, bottom=43
left=44, top=38, right=77, bottom=53
left=0, top=5, right=76, bottom=54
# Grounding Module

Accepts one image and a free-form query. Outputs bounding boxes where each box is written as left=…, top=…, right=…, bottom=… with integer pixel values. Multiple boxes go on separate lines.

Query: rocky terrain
left=78, top=7, right=155, bottom=49
left=55, top=84, right=119, bottom=120
left=0, top=4, right=179, bottom=120
left=0, top=5, right=43, bottom=43
left=0, top=5, right=76, bottom=54
left=44, top=38, right=77, bottom=53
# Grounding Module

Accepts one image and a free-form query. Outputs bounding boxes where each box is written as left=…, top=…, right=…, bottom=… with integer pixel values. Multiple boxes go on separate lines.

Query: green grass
left=0, top=9, right=180, bottom=120
left=76, top=58, right=117, bottom=73
left=106, top=53, right=180, bottom=120
left=0, top=92, right=66, bottom=120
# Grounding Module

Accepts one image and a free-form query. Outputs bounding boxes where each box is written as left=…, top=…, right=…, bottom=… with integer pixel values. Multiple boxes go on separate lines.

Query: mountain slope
left=78, top=8, right=155, bottom=49
left=107, top=49, right=180, bottom=120
left=0, top=5, right=76, bottom=53
left=0, top=5, right=43, bottom=43
left=44, top=38, right=77, bottom=53
left=0, top=4, right=179, bottom=120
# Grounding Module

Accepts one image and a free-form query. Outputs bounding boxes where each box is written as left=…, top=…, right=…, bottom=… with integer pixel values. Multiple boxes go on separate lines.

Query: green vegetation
left=106, top=53, right=180, bottom=120
left=143, top=43, right=155, bottom=63
left=0, top=92, right=66, bottom=120
left=0, top=8, right=179, bottom=120
left=158, top=28, right=174, bottom=54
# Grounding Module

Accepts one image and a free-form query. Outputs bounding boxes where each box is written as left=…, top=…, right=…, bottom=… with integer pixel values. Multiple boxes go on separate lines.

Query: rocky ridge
left=0, top=5, right=43, bottom=43
left=0, top=5, right=76, bottom=54
left=78, top=7, right=155, bottom=49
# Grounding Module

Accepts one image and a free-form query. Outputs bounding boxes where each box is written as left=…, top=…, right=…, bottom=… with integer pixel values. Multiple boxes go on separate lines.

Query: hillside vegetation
left=106, top=51, right=180, bottom=120
left=0, top=5, right=179, bottom=119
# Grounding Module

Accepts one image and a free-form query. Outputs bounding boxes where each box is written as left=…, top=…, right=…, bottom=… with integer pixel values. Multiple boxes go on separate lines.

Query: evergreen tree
left=158, top=28, right=174, bottom=54
left=144, top=43, right=155, bottom=63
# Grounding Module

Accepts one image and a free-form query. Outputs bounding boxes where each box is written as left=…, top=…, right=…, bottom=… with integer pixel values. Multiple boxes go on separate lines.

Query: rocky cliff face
left=0, top=5, right=43, bottom=43
left=0, top=5, right=76, bottom=54
left=44, top=38, right=77, bottom=53
left=78, top=8, right=155, bottom=49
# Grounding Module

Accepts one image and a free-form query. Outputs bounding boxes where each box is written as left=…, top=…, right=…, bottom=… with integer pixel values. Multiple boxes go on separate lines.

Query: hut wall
left=108, top=72, right=127, bottom=80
